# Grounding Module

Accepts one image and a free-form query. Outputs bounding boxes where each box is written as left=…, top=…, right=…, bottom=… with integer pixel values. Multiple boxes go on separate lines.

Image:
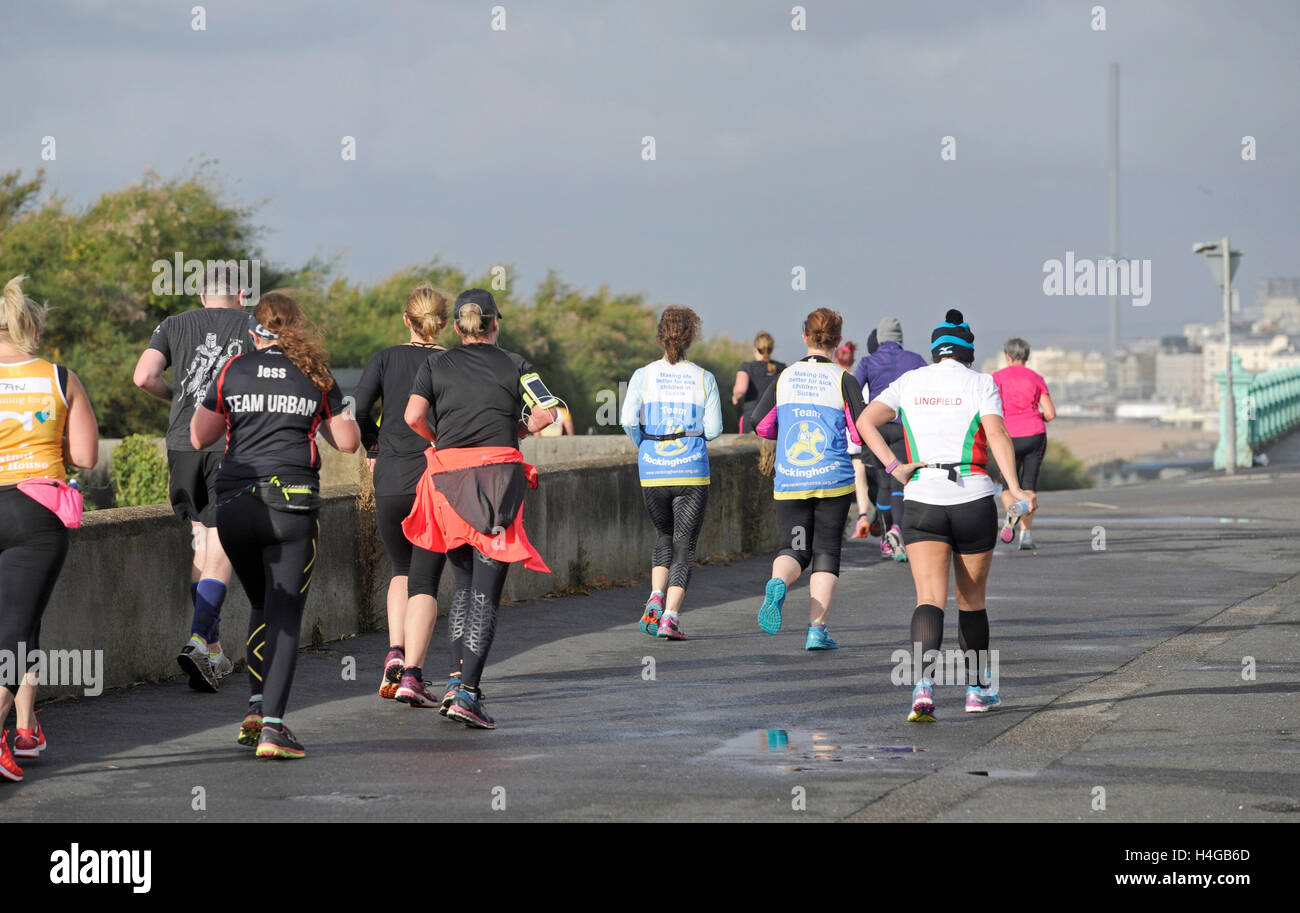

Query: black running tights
left=642, top=484, right=709, bottom=590
left=446, top=544, right=510, bottom=689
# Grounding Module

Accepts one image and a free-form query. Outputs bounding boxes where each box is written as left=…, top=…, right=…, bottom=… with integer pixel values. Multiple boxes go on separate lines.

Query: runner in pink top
left=991, top=338, right=1055, bottom=549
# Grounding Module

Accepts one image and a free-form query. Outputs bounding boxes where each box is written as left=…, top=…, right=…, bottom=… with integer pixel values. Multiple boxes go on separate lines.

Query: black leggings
left=1011, top=433, right=1047, bottom=492
left=0, top=490, right=69, bottom=697
left=642, top=485, right=709, bottom=590
left=446, top=545, right=510, bottom=689
left=217, top=497, right=318, bottom=720
left=876, top=422, right=908, bottom=526
left=775, top=493, right=853, bottom=576
left=375, top=492, right=446, bottom=597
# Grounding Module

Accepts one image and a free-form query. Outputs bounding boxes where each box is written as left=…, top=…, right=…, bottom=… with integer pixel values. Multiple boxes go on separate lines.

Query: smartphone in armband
left=521, top=372, right=559, bottom=411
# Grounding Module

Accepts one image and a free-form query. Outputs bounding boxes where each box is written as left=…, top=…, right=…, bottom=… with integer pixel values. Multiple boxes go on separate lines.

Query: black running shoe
left=446, top=689, right=495, bottom=730
left=256, top=723, right=305, bottom=759
left=177, top=642, right=219, bottom=693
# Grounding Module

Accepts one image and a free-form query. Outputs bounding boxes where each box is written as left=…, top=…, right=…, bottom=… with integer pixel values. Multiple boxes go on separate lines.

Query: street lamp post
left=1193, top=238, right=1243, bottom=473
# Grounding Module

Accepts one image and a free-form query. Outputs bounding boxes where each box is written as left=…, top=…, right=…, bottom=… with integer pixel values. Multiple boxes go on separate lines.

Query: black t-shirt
left=202, top=346, right=344, bottom=493
left=748, top=355, right=867, bottom=429
left=410, top=343, right=535, bottom=450
left=147, top=307, right=250, bottom=452
left=354, top=343, right=443, bottom=496
left=739, top=359, right=786, bottom=405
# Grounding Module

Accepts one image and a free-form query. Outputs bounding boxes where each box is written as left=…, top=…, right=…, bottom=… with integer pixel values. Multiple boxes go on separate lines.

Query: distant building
left=1155, top=351, right=1204, bottom=405
left=981, top=345, right=1107, bottom=402
left=1200, top=333, right=1299, bottom=407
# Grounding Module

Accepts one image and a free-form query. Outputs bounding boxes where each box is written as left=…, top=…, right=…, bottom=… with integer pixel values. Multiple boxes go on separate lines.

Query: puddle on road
left=706, top=729, right=925, bottom=773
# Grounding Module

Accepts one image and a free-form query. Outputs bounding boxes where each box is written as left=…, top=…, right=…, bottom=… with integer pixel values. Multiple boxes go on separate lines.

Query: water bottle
left=69, top=479, right=79, bottom=490
left=1006, top=499, right=1029, bottom=519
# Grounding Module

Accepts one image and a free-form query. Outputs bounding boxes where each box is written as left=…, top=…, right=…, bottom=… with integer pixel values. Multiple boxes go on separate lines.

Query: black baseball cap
left=454, top=288, right=501, bottom=321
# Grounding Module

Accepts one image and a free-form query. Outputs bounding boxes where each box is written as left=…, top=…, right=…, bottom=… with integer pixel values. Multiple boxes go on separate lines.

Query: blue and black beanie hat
left=931, top=308, right=974, bottom=364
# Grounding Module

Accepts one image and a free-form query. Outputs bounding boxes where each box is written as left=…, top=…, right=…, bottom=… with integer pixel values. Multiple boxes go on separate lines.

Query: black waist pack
left=255, top=475, right=322, bottom=513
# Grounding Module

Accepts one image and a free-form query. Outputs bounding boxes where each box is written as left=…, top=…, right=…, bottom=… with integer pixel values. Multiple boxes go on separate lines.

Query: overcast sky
left=3, top=0, right=1297, bottom=360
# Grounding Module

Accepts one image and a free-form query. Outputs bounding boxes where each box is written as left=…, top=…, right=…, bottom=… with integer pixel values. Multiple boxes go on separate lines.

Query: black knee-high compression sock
left=958, top=609, right=990, bottom=687
left=910, top=603, right=945, bottom=657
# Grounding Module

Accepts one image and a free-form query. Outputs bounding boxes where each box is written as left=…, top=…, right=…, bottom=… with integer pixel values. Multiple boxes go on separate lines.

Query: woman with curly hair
left=191, top=291, right=360, bottom=759
left=621, top=306, right=723, bottom=641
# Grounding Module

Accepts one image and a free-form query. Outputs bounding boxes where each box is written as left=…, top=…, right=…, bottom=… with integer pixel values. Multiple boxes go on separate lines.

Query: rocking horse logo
left=783, top=420, right=826, bottom=467
left=653, top=423, right=689, bottom=457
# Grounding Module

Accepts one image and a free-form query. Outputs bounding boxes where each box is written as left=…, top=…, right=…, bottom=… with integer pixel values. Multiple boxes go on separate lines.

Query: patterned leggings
left=642, top=484, right=710, bottom=590
left=446, top=544, right=511, bottom=689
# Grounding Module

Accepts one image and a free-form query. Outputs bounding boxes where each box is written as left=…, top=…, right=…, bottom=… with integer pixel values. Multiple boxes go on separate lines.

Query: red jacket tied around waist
left=402, top=446, right=550, bottom=574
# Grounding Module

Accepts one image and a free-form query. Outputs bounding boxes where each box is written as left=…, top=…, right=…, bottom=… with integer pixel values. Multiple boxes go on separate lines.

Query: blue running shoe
left=908, top=679, right=936, bottom=722
left=804, top=624, right=838, bottom=650
left=639, top=593, right=664, bottom=636
left=757, top=578, right=786, bottom=634
left=965, top=684, right=1001, bottom=713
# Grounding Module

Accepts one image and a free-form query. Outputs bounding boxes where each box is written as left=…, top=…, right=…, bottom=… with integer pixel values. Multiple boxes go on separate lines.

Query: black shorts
left=1012, top=433, right=1047, bottom=491
left=167, top=450, right=222, bottom=526
left=775, top=493, right=853, bottom=575
left=902, top=496, right=998, bottom=554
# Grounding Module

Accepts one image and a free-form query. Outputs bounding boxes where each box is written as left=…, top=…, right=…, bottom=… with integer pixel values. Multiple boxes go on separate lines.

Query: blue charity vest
left=636, top=360, right=710, bottom=486
left=773, top=360, right=855, bottom=500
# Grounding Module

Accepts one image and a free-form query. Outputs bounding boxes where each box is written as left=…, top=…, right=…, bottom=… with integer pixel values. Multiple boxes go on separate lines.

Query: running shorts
left=167, top=450, right=222, bottom=526
left=902, top=495, right=997, bottom=554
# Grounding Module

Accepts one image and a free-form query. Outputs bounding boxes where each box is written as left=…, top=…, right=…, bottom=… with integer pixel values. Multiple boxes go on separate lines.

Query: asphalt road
left=4, top=461, right=1299, bottom=822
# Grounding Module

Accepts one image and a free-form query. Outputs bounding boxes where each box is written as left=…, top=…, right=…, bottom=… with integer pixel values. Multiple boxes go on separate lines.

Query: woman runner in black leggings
left=403, top=289, right=556, bottom=729
left=0, top=276, right=99, bottom=783
left=620, top=306, right=723, bottom=640
left=191, top=291, right=359, bottom=759
left=354, top=285, right=450, bottom=707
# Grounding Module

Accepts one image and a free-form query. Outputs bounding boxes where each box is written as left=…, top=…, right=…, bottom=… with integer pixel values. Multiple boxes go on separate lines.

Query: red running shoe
left=13, top=720, right=45, bottom=758
left=1, top=731, right=24, bottom=782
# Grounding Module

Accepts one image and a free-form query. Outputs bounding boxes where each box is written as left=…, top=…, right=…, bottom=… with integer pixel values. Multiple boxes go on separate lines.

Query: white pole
left=1223, top=235, right=1236, bottom=474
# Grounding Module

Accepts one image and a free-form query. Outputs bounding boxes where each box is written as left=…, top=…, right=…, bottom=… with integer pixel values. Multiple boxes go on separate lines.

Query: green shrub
left=1038, top=440, right=1094, bottom=491
left=110, top=435, right=169, bottom=507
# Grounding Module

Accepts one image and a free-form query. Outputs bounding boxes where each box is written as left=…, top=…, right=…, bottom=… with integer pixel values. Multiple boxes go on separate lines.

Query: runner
left=749, top=308, right=867, bottom=651
left=732, top=332, right=785, bottom=433
left=856, top=309, right=1035, bottom=721
left=354, top=285, right=450, bottom=707
left=0, top=276, right=99, bottom=783
left=992, top=338, right=1055, bottom=550
left=133, top=264, right=247, bottom=692
left=855, top=317, right=927, bottom=562
left=850, top=329, right=880, bottom=539
left=621, top=306, right=723, bottom=641
left=402, top=289, right=555, bottom=729
left=190, top=291, right=359, bottom=759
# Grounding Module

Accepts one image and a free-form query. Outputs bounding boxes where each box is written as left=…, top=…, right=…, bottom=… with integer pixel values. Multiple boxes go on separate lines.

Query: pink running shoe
left=395, top=671, right=440, bottom=708
left=656, top=611, right=687, bottom=641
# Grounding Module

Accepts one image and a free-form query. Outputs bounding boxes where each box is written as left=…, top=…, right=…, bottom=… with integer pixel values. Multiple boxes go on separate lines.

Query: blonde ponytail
left=456, top=303, right=488, bottom=338
left=406, top=285, right=450, bottom=341
left=1, top=275, right=48, bottom=355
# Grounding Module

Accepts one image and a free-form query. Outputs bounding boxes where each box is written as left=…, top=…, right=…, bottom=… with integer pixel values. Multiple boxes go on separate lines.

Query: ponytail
left=657, top=305, right=701, bottom=365
left=455, top=303, right=493, bottom=339
left=406, top=284, right=450, bottom=341
left=1, top=275, right=48, bottom=355
left=754, top=331, right=777, bottom=374
left=254, top=292, right=334, bottom=392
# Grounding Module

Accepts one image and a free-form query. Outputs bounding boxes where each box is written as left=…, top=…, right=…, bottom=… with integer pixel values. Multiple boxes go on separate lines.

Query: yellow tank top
left=0, top=359, right=68, bottom=484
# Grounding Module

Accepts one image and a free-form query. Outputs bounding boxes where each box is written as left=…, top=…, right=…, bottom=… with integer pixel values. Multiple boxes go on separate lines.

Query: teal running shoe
left=757, top=578, right=786, bottom=634
left=804, top=623, right=838, bottom=650
left=908, top=679, right=936, bottom=722
left=965, top=684, right=1001, bottom=713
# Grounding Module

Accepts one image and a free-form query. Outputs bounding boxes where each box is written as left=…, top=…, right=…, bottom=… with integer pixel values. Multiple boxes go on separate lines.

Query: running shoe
left=211, top=652, right=234, bottom=679
left=656, top=612, right=687, bottom=641
left=757, top=577, right=787, bottom=634
left=965, top=684, right=1001, bottom=713
left=908, top=679, right=936, bottom=723
left=395, top=671, right=440, bottom=708
left=237, top=704, right=263, bottom=747
left=177, top=642, right=219, bottom=693
left=446, top=689, right=496, bottom=730
left=0, top=732, right=22, bottom=782
left=639, top=593, right=664, bottom=636
left=256, top=723, right=305, bottom=760
left=880, top=538, right=894, bottom=560
left=885, top=525, right=907, bottom=563
left=804, top=624, right=838, bottom=650
left=379, top=649, right=404, bottom=699
left=13, top=720, right=45, bottom=758
left=1018, top=529, right=1035, bottom=551
left=439, top=675, right=462, bottom=716
left=999, top=513, right=1018, bottom=544
left=852, top=514, right=872, bottom=539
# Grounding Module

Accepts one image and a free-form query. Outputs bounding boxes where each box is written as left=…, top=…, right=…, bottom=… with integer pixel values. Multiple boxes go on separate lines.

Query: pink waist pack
left=17, top=477, right=84, bottom=528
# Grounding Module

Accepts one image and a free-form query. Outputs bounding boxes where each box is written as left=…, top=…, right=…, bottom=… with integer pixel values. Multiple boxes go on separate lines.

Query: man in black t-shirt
left=133, top=265, right=248, bottom=692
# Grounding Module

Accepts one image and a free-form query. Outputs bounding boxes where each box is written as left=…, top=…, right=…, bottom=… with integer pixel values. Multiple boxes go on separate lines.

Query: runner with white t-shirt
left=857, top=309, right=1036, bottom=721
